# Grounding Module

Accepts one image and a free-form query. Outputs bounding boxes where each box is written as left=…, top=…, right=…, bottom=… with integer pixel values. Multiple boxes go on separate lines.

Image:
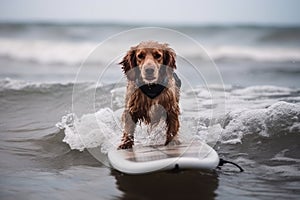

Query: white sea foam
left=57, top=84, right=300, bottom=151
left=58, top=101, right=300, bottom=151
left=56, top=108, right=172, bottom=152
left=56, top=108, right=121, bottom=152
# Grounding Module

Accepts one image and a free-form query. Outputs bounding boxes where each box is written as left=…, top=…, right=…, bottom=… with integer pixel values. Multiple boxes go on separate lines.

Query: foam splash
left=57, top=83, right=300, bottom=152
left=56, top=107, right=176, bottom=152
left=56, top=108, right=211, bottom=153
left=57, top=101, right=300, bottom=151
left=221, top=101, right=300, bottom=144
left=56, top=108, right=120, bottom=152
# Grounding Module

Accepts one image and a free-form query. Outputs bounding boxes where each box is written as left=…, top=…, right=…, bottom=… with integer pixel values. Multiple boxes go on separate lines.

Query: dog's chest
left=139, top=84, right=166, bottom=99
left=128, top=88, right=172, bottom=122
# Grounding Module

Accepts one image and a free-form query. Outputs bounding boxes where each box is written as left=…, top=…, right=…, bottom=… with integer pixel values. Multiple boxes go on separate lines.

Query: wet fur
left=118, top=41, right=180, bottom=149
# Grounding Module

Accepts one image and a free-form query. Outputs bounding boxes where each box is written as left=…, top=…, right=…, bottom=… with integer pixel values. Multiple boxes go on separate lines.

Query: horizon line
left=0, top=19, right=300, bottom=28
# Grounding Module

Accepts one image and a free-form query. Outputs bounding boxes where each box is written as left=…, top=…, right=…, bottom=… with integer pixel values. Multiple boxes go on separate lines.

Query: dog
left=118, top=41, right=181, bottom=149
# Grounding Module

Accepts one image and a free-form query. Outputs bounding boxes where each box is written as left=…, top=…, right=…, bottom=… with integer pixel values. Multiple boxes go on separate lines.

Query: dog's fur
left=118, top=41, right=180, bottom=149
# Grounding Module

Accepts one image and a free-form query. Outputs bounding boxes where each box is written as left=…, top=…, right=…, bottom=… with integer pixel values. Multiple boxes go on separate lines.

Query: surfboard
left=108, top=140, right=219, bottom=174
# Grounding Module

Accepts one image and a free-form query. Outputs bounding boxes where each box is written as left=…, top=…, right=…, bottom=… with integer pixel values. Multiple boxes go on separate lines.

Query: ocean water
left=0, top=23, right=300, bottom=200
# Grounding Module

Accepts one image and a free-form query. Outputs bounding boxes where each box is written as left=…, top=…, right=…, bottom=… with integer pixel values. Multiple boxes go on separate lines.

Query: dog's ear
left=119, top=48, right=138, bottom=81
left=163, top=46, right=176, bottom=78
left=163, top=47, right=176, bottom=70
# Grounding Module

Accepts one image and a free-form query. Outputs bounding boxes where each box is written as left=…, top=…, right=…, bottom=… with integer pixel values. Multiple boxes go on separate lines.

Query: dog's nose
left=145, top=68, right=154, bottom=75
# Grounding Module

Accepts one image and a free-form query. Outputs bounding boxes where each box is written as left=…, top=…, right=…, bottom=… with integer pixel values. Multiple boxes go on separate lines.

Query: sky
left=0, top=0, right=300, bottom=25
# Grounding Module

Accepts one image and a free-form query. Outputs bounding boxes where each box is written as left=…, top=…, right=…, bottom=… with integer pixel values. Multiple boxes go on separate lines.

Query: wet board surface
left=108, top=140, right=219, bottom=174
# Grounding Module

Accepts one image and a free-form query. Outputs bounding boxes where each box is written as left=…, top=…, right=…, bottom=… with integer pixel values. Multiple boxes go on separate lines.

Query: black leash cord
left=218, top=158, right=244, bottom=172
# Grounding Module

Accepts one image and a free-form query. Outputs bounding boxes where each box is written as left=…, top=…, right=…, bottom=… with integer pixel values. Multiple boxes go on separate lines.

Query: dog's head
left=120, top=41, right=176, bottom=84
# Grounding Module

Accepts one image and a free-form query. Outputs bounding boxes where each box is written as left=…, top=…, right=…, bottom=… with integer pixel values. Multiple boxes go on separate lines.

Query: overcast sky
left=0, top=0, right=300, bottom=25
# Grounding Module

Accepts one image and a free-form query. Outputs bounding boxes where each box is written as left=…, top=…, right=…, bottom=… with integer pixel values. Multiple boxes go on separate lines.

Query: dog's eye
left=154, top=53, right=162, bottom=59
left=137, top=53, right=145, bottom=59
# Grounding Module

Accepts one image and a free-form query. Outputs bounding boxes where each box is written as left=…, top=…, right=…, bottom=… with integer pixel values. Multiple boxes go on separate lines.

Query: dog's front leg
left=165, top=107, right=180, bottom=146
left=118, top=110, right=137, bottom=149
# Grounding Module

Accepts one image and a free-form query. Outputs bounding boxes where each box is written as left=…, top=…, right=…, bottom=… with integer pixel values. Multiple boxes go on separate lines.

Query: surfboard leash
left=217, top=158, right=244, bottom=172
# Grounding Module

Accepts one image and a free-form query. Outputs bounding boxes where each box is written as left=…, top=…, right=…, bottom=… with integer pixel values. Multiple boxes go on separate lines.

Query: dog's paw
left=118, top=140, right=134, bottom=149
left=165, top=138, right=181, bottom=146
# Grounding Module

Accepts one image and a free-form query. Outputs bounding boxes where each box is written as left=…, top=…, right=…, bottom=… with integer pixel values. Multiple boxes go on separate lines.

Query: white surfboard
left=108, top=140, right=219, bottom=174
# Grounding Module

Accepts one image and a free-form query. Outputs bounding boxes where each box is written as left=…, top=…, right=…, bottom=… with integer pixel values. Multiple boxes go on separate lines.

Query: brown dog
left=118, top=41, right=181, bottom=149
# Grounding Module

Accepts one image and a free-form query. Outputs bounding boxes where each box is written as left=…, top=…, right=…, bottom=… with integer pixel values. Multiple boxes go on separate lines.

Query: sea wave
left=1, top=78, right=299, bottom=152
left=0, top=38, right=96, bottom=65
left=220, top=101, right=300, bottom=144
left=206, top=45, right=300, bottom=62
left=0, top=78, right=76, bottom=92
left=56, top=100, right=300, bottom=152
left=1, top=38, right=300, bottom=65
left=2, top=78, right=298, bottom=162
left=55, top=83, right=300, bottom=152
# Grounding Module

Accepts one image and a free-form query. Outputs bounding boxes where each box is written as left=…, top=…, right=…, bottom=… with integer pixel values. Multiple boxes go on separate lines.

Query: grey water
left=0, top=23, right=300, bottom=200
